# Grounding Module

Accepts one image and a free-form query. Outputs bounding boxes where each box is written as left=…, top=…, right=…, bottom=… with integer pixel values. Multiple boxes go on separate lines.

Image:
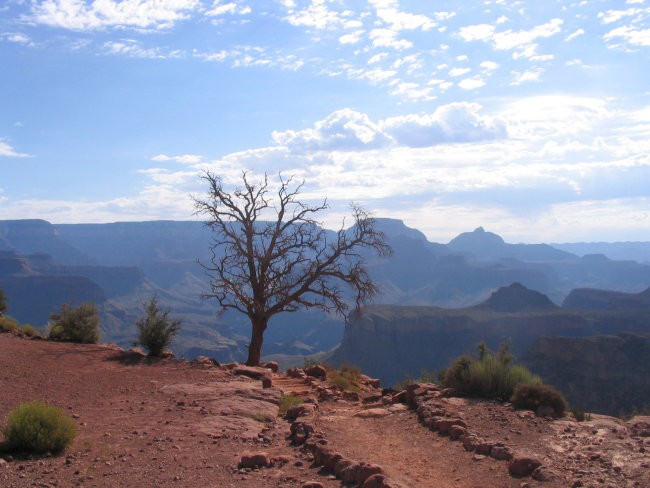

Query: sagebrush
left=328, top=363, right=362, bottom=393
left=441, top=343, right=541, bottom=400
left=48, top=303, right=100, bottom=344
left=3, top=401, right=77, bottom=454
left=135, top=296, right=181, bottom=356
left=511, top=382, right=568, bottom=417
left=278, top=393, right=304, bottom=415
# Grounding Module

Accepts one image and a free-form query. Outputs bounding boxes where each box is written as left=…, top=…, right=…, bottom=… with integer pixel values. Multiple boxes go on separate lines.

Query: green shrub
left=0, top=288, right=7, bottom=316
left=48, top=303, right=100, bottom=344
left=441, top=343, right=541, bottom=401
left=3, top=401, right=77, bottom=454
left=20, top=324, right=38, bottom=338
left=511, top=382, right=568, bottom=417
left=135, top=296, right=181, bottom=357
left=278, top=393, right=304, bottom=415
left=570, top=407, right=591, bottom=422
left=0, top=315, right=19, bottom=333
left=328, top=364, right=362, bottom=393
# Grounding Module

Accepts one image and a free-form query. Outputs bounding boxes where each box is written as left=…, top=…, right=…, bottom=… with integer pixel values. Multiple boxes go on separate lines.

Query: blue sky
left=1, top=0, right=649, bottom=243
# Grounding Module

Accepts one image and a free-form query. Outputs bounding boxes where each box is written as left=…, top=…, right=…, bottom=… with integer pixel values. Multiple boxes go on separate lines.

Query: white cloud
left=283, top=1, right=346, bottom=30
left=1, top=32, right=35, bottom=46
left=448, top=67, right=471, bottom=77
left=29, top=0, right=201, bottom=31
left=598, top=8, right=648, bottom=24
left=369, top=28, right=412, bottom=50
left=381, top=102, right=506, bottom=147
left=103, top=40, right=171, bottom=58
left=458, top=77, right=486, bottom=90
left=371, top=1, right=436, bottom=32
left=205, top=1, right=251, bottom=17
left=0, top=140, right=31, bottom=158
left=604, top=25, right=650, bottom=47
left=151, top=154, right=203, bottom=164
left=510, top=68, right=544, bottom=85
left=458, top=23, right=495, bottom=42
left=460, top=19, right=564, bottom=59
left=479, top=60, right=499, bottom=71
left=271, top=108, right=389, bottom=152
left=565, top=28, right=585, bottom=41
left=339, top=30, right=364, bottom=45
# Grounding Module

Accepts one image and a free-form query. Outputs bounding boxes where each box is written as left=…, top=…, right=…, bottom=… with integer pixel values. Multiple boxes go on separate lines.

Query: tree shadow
left=104, top=350, right=161, bottom=366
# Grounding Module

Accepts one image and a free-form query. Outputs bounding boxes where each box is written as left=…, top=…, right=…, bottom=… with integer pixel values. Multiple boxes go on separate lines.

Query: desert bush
left=0, top=315, right=19, bottom=333
left=278, top=393, right=304, bottom=415
left=3, top=401, right=77, bottom=454
left=441, top=343, right=541, bottom=400
left=135, top=296, right=181, bottom=357
left=20, top=324, right=38, bottom=337
left=328, top=363, right=362, bottom=393
left=570, top=407, right=591, bottom=422
left=48, top=303, right=100, bottom=344
left=511, top=382, right=568, bottom=417
left=0, top=288, right=6, bottom=316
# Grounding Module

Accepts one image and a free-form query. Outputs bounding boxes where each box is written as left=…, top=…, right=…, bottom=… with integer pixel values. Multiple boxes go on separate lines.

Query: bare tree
left=194, top=171, right=391, bottom=366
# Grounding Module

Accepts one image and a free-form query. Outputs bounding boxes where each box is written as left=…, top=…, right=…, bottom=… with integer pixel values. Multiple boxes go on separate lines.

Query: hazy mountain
left=562, top=286, right=650, bottom=311
left=328, top=283, right=650, bottom=415
left=2, top=218, right=650, bottom=367
left=553, top=241, right=650, bottom=264
left=448, top=227, right=575, bottom=263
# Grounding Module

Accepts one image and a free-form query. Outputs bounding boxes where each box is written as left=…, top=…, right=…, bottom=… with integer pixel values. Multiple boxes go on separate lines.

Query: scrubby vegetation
left=327, top=363, right=362, bottom=393
left=0, top=315, right=19, bottom=333
left=278, top=393, right=304, bottom=415
left=19, top=324, right=38, bottom=337
left=511, top=382, right=567, bottom=417
left=3, top=401, right=77, bottom=454
left=48, top=302, right=100, bottom=344
left=135, top=296, right=181, bottom=357
left=570, top=407, right=592, bottom=422
left=0, top=288, right=6, bottom=316
left=440, top=342, right=542, bottom=401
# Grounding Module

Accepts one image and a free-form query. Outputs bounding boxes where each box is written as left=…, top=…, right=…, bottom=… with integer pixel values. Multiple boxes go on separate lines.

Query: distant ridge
left=448, top=226, right=575, bottom=262
left=563, top=286, right=650, bottom=310
left=475, top=282, right=559, bottom=313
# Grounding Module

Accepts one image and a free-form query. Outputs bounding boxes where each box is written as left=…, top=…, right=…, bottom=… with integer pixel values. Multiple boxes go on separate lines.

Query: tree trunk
left=246, top=317, right=267, bottom=366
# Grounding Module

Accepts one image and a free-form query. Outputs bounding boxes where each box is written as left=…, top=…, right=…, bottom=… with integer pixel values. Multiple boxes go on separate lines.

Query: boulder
left=363, top=474, right=405, bottom=488
left=233, top=365, right=270, bottom=381
left=286, top=403, right=317, bottom=420
left=289, top=421, right=314, bottom=444
left=509, top=455, right=542, bottom=477
left=532, top=466, right=558, bottom=482
left=449, top=425, right=468, bottom=440
left=261, top=361, right=279, bottom=372
left=238, top=451, right=270, bottom=468
left=490, top=445, right=513, bottom=461
left=302, top=483, right=324, bottom=488
left=305, top=364, right=327, bottom=379
left=287, top=368, right=307, bottom=379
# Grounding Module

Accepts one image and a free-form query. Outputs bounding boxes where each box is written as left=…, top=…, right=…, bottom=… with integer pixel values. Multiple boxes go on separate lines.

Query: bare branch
left=194, top=171, right=391, bottom=365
